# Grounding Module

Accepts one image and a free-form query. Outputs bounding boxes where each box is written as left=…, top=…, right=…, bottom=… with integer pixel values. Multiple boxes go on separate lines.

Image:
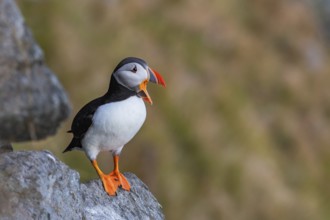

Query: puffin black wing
left=63, top=97, right=104, bottom=153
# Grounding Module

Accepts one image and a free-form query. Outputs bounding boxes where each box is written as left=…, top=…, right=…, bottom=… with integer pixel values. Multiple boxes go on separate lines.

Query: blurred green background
left=14, top=0, right=330, bottom=219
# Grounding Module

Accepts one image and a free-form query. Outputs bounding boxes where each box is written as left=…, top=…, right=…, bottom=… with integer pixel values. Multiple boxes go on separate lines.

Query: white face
left=113, top=62, right=148, bottom=91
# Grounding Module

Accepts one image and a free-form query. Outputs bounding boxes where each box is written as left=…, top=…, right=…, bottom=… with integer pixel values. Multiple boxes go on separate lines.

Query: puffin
left=63, top=57, right=166, bottom=196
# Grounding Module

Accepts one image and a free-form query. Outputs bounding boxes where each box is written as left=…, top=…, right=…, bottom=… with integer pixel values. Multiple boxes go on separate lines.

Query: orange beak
left=139, top=80, right=153, bottom=104
left=138, top=67, right=166, bottom=105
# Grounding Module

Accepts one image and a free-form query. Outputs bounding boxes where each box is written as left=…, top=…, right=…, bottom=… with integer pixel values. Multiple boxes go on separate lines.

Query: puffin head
left=112, top=57, right=166, bottom=104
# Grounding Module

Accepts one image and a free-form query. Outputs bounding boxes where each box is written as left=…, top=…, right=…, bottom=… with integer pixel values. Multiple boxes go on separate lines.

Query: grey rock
left=0, top=150, right=164, bottom=220
left=0, top=150, right=82, bottom=219
left=82, top=174, right=164, bottom=220
left=0, top=0, right=70, bottom=142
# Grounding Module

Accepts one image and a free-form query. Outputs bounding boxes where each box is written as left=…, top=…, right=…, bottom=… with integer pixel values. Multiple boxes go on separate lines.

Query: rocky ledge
left=0, top=150, right=164, bottom=220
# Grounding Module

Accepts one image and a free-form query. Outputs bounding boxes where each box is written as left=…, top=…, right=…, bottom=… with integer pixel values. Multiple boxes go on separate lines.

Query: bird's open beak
left=138, top=67, right=166, bottom=105
left=138, top=80, right=153, bottom=104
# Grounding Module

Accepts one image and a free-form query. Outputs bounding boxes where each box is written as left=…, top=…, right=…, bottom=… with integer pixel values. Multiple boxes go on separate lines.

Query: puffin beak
left=148, top=67, right=166, bottom=88
left=139, top=80, right=153, bottom=105
left=139, top=67, right=166, bottom=105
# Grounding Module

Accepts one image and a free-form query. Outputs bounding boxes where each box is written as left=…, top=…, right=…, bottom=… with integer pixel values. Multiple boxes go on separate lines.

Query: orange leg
left=91, top=155, right=130, bottom=196
left=109, top=155, right=131, bottom=191
left=91, top=160, right=119, bottom=196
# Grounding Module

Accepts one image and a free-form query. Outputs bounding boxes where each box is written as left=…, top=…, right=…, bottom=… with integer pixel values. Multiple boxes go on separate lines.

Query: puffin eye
left=131, top=65, right=137, bottom=73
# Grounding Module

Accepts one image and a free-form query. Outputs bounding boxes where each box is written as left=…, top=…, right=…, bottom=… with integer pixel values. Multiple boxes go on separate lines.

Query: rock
left=0, top=151, right=82, bottom=219
left=82, top=174, right=164, bottom=220
left=0, top=150, right=164, bottom=220
left=0, top=0, right=70, bottom=142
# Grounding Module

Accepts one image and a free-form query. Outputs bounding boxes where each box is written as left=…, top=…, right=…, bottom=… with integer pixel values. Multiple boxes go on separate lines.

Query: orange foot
left=99, top=171, right=131, bottom=196
left=91, top=156, right=131, bottom=196
left=109, top=170, right=131, bottom=192
left=99, top=172, right=120, bottom=196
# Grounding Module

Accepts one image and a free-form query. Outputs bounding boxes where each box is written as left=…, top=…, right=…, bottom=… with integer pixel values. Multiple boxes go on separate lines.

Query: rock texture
left=0, top=150, right=164, bottom=220
left=0, top=0, right=70, bottom=142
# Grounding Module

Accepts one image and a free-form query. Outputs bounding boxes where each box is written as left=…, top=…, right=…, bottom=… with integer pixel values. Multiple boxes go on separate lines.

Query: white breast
left=82, top=96, right=146, bottom=160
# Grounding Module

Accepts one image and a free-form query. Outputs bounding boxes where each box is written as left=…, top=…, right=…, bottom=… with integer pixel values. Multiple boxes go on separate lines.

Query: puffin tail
left=63, top=138, right=82, bottom=153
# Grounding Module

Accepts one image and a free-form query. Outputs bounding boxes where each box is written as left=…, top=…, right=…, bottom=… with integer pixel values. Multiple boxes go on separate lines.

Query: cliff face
left=0, top=150, right=164, bottom=220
